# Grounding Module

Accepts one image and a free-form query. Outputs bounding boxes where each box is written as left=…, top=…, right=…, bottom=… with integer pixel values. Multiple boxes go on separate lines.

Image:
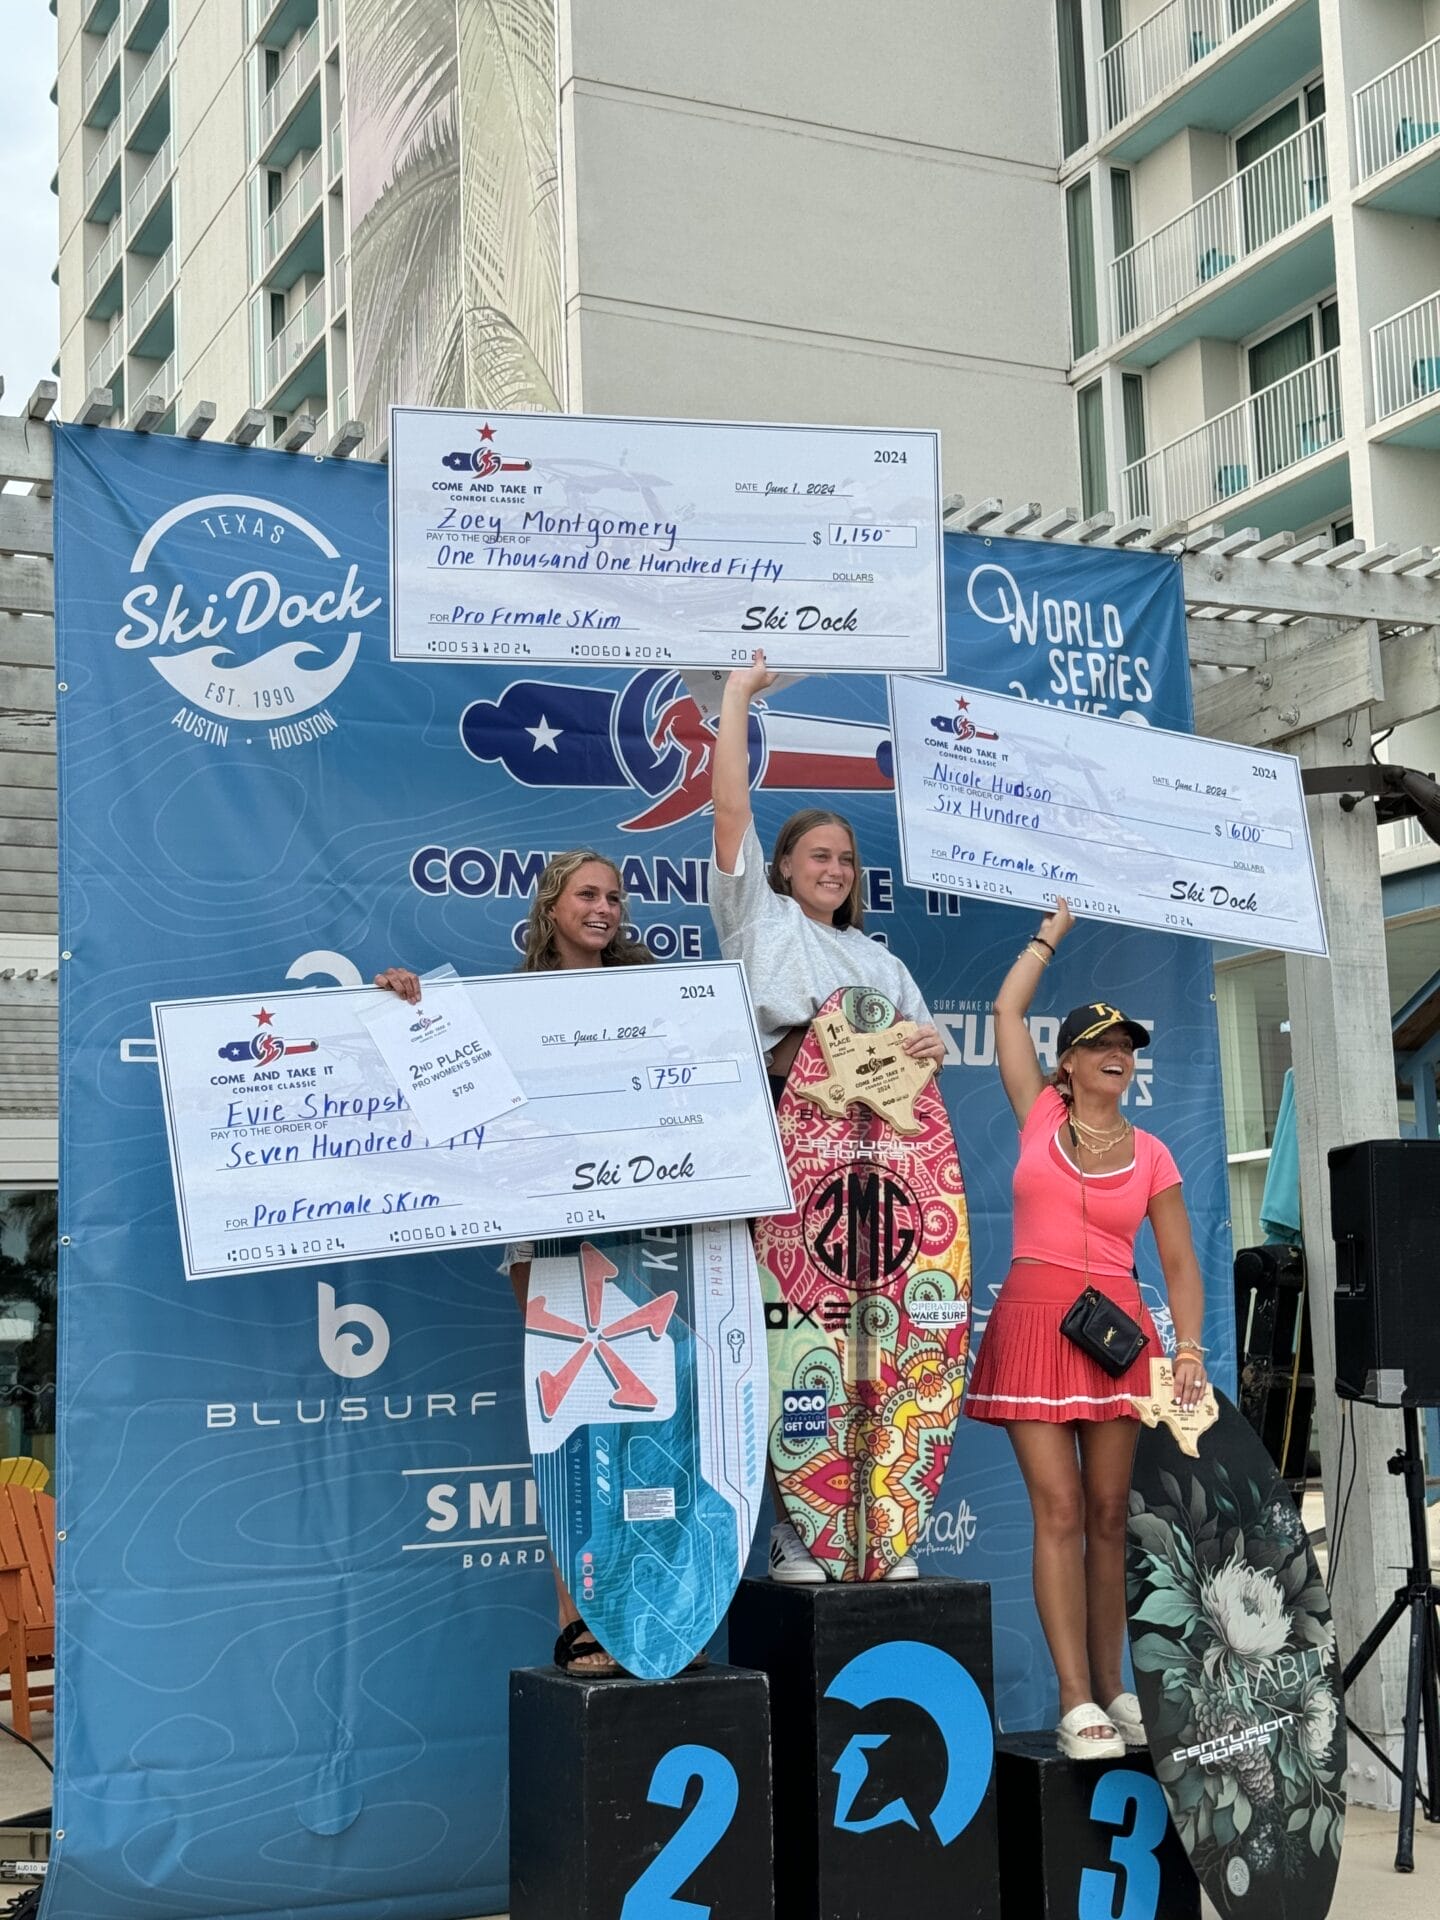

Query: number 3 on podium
left=1080, top=1769, right=1169, bottom=1920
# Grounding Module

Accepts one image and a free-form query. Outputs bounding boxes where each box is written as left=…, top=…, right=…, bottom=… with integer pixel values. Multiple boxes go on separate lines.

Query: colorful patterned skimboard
left=1126, top=1366, right=1344, bottom=1920
left=524, top=1221, right=765, bottom=1678
left=757, top=987, right=971, bottom=1580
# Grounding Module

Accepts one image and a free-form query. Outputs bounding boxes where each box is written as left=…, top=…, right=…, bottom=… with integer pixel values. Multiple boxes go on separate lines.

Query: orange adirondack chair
left=0, top=1485, right=55, bottom=1741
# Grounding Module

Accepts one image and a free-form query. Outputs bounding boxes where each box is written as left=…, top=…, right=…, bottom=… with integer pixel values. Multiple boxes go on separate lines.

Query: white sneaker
left=883, top=1552, right=919, bottom=1581
left=768, top=1520, right=825, bottom=1584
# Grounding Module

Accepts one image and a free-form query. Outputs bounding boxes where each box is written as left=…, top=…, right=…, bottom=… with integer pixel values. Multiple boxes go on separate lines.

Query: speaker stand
left=1340, top=1404, right=1440, bottom=1871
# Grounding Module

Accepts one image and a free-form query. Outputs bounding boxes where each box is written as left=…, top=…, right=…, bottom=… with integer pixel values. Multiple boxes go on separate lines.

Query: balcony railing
left=1355, top=35, right=1440, bottom=183
left=128, top=242, right=175, bottom=337
left=83, top=117, right=123, bottom=208
left=332, top=249, right=347, bottom=312
left=328, top=115, right=343, bottom=178
left=125, top=25, right=172, bottom=128
left=258, top=21, right=320, bottom=152
left=323, top=0, right=340, bottom=48
left=263, top=281, right=327, bottom=396
left=1101, top=0, right=1278, bottom=132
left=84, top=219, right=124, bottom=303
left=126, top=133, right=174, bottom=231
left=87, top=327, right=124, bottom=394
left=1122, top=347, right=1342, bottom=523
left=1111, top=118, right=1328, bottom=337
left=1372, top=288, right=1440, bottom=422
left=83, top=17, right=122, bottom=106
left=135, top=349, right=179, bottom=405
left=260, top=147, right=324, bottom=270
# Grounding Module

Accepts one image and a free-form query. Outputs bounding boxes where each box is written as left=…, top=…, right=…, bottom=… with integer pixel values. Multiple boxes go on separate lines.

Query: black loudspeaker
left=1329, top=1139, right=1440, bottom=1407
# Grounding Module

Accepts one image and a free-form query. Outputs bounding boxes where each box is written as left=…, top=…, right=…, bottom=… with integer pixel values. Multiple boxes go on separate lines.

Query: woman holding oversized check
left=969, top=900, right=1207, bottom=1758
left=375, top=848, right=652, bottom=1676
left=710, top=650, right=947, bottom=1583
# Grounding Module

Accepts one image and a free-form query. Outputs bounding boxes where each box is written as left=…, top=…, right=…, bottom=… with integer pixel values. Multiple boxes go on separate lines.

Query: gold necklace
left=1068, top=1110, right=1132, bottom=1152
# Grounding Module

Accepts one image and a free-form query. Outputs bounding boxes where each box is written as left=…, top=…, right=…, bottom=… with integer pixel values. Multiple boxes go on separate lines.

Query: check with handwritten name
left=888, top=676, right=1327, bottom=954
left=389, top=406, right=942, bottom=672
left=153, top=963, right=792, bottom=1281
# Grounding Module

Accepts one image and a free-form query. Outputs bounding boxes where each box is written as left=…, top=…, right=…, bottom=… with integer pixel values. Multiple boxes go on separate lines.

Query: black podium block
left=509, top=1662, right=773, bottom=1920
left=996, top=1732, right=1199, bottom=1920
left=728, top=1578, right=1000, bottom=1920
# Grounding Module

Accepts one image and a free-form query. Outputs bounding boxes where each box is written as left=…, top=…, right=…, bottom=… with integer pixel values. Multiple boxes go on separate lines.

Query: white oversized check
left=152, top=962, right=792, bottom=1282
left=388, top=406, right=943, bottom=673
left=888, top=677, right=1327, bottom=955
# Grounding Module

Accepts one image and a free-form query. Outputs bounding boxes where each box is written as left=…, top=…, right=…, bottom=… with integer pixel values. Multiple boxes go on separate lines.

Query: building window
left=1077, top=380, right=1107, bottom=515
left=1066, top=177, right=1099, bottom=358
left=1122, top=373, right=1147, bottom=465
left=1056, top=0, right=1089, bottom=156
left=1111, top=170, right=1136, bottom=333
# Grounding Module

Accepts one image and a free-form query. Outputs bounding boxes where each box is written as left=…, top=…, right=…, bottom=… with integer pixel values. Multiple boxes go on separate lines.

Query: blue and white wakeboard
left=523, top=1221, right=766, bottom=1679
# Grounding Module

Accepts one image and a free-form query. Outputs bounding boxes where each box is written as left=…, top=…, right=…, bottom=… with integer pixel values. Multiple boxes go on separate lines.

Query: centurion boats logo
left=114, top=492, right=380, bottom=752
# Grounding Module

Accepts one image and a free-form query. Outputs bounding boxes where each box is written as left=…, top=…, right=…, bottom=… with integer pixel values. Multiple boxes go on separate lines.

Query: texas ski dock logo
left=115, top=492, right=380, bottom=753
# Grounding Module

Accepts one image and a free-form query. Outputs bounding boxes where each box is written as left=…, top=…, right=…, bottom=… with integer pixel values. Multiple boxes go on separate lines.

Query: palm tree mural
left=346, top=0, right=564, bottom=433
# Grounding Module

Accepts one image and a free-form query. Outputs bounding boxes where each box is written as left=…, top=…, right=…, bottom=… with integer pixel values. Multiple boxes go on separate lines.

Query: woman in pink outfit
left=966, top=899, right=1207, bottom=1761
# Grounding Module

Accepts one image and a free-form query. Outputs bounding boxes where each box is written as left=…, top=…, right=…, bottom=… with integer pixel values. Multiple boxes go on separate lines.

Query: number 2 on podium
left=619, top=1744, right=740, bottom=1920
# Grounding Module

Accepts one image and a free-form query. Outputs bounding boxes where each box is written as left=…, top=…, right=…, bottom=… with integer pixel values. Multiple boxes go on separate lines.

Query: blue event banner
left=52, top=425, right=1232, bottom=1920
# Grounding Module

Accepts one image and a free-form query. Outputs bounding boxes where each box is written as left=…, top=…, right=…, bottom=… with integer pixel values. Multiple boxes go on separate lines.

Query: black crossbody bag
left=1058, top=1121, right=1149, bottom=1378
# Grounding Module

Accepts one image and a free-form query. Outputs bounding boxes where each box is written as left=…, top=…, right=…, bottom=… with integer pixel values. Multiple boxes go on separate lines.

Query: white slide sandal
left=1105, top=1691, right=1147, bottom=1747
left=1056, top=1702, right=1126, bottom=1760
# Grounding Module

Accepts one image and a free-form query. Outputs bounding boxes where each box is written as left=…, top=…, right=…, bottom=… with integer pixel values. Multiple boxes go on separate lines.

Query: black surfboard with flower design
left=1126, top=1390, right=1344, bottom=1920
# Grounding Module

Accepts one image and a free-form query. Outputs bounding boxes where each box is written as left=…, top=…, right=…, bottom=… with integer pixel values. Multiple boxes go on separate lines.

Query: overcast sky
left=0, top=1, right=60, bottom=405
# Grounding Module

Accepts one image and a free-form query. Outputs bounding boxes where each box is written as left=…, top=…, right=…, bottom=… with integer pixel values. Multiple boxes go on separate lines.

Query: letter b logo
left=318, top=1282, right=390, bottom=1378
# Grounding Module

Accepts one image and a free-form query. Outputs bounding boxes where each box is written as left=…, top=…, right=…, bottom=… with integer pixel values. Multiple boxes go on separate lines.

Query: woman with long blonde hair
left=709, top=650, right=947, bottom=1582
left=375, top=848, right=652, bottom=1674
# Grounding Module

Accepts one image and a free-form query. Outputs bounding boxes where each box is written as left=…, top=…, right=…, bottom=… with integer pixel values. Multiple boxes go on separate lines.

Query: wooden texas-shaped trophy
left=795, top=1008, right=937, bottom=1135
left=1130, top=1356, right=1219, bottom=1454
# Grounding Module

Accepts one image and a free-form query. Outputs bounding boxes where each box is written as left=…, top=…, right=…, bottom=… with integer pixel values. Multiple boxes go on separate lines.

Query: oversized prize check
left=388, top=406, right=943, bottom=672
left=152, top=962, right=792, bottom=1282
left=888, top=676, right=1328, bottom=955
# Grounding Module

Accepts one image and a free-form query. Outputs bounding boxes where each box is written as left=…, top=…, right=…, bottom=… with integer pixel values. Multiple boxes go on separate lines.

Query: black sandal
left=554, top=1619, right=622, bottom=1677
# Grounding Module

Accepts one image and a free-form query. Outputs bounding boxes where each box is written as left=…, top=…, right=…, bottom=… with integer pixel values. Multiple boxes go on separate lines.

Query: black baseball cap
left=1056, top=1003, right=1151, bottom=1054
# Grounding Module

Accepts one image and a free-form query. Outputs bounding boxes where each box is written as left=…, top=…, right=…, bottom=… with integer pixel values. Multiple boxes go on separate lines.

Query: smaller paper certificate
left=357, top=966, right=526, bottom=1140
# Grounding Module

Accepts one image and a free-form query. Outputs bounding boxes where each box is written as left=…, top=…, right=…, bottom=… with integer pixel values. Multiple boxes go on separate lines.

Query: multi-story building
left=55, top=0, right=1078, bottom=506
left=1052, top=0, right=1440, bottom=1230
left=57, top=0, right=349, bottom=448
left=1058, top=0, right=1440, bottom=552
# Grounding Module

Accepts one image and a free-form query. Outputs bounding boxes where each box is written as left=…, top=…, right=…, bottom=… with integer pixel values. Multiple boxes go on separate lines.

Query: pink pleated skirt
left=964, top=1260, right=1159, bottom=1425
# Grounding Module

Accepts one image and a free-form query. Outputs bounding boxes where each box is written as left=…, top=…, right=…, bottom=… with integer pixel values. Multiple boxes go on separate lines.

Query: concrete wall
left=557, top=0, right=1079, bottom=507
left=175, top=0, right=251, bottom=424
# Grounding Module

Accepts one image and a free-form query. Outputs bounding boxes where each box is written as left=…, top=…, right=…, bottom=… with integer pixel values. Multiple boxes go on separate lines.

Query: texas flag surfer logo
left=931, top=694, right=999, bottom=743
left=216, top=1005, right=319, bottom=1065
left=461, top=668, right=894, bottom=832
left=441, top=421, right=533, bottom=479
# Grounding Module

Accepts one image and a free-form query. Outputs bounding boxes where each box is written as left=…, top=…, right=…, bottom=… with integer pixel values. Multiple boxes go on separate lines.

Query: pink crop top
left=1011, top=1086, right=1182, bottom=1278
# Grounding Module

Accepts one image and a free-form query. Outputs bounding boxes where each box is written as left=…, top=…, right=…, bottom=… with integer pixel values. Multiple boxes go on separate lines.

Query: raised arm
left=993, top=899, right=1074, bottom=1124
left=713, top=650, right=781, bottom=874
